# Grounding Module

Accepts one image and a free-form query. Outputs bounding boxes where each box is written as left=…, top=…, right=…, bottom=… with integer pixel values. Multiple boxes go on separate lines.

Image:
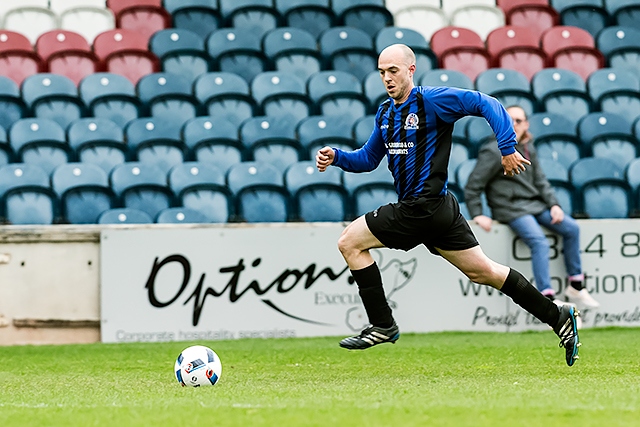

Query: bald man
left=316, top=44, right=581, bottom=366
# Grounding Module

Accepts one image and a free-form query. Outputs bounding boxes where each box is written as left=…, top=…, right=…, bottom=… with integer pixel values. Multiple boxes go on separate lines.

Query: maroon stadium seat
left=504, top=2, right=559, bottom=40
left=486, top=25, right=546, bottom=80
left=430, top=26, right=490, bottom=81
left=36, top=30, right=99, bottom=85
left=0, top=30, right=43, bottom=85
left=541, top=26, right=605, bottom=80
left=107, top=0, right=172, bottom=40
left=93, top=29, right=159, bottom=84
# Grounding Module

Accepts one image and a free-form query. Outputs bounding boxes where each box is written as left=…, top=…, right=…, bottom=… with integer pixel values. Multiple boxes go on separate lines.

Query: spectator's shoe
left=553, top=305, right=581, bottom=366
left=339, top=322, right=399, bottom=350
left=563, top=286, right=600, bottom=309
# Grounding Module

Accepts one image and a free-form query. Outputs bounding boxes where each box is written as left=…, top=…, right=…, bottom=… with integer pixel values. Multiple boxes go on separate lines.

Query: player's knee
left=337, top=232, right=355, bottom=258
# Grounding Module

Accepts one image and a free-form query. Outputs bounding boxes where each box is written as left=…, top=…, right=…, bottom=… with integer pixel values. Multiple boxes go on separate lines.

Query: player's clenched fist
left=316, top=146, right=335, bottom=172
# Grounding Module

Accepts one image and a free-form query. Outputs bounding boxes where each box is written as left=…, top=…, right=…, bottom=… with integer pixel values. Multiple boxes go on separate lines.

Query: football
left=174, top=345, right=222, bottom=387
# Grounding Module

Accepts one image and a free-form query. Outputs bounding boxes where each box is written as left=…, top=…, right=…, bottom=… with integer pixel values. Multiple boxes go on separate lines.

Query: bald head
left=379, top=44, right=416, bottom=68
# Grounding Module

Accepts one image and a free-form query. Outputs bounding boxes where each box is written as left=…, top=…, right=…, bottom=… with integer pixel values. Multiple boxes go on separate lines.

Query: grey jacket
left=464, top=138, right=559, bottom=223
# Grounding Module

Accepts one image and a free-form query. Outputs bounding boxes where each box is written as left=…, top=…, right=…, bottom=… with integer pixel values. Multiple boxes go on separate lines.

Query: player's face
left=378, top=55, right=415, bottom=104
left=507, top=107, right=529, bottom=142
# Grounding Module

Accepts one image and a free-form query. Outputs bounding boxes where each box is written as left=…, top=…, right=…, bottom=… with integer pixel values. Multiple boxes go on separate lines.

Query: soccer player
left=315, top=44, right=581, bottom=366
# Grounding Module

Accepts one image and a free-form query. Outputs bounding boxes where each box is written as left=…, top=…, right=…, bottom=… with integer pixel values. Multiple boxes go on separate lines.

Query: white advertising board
left=100, top=220, right=640, bottom=343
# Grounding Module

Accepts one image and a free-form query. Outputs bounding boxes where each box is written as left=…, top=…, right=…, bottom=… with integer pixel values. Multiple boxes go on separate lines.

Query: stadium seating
left=342, top=157, right=396, bottom=217
left=109, top=162, right=174, bottom=219
left=419, top=69, right=474, bottom=90
left=107, top=0, right=172, bottom=40
left=531, top=68, right=592, bottom=125
left=193, top=72, right=256, bottom=128
left=374, top=27, right=437, bottom=81
left=0, top=163, right=58, bottom=225
left=250, top=71, right=312, bottom=123
left=50, top=0, right=107, bottom=15
left=540, top=26, right=605, bottom=80
left=363, top=70, right=387, bottom=111
left=67, top=117, right=126, bottom=174
left=0, top=127, right=10, bottom=167
left=262, top=27, right=321, bottom=82
left=528, top=112, right=582, bottom=169
left=0, top=75, right=27, bottom=131
left=596, top=26, right=640, bottom=76
left=226, top=161, right=290, bottom=222
left=136, top=72, right=200, bottom=126
left=501, top=1, right=560, bottom=40
left=465, top=117, right=497, bottom=157
left=155, top=206, right=209, bottom=223
left=352, top=114, right=375, bottom=144
left=219, top=0, right=280, bottom=40
left=275, top=0, right=335, bottom=39
left=284, top=161, right=348, bottom=221
left=9, top=118, right=71, bottom=175
left=297, top=115, right=356, bottom=159
left=625, top=158, right=640, bottom=211
left=182, top=117, right=242, bottom=173
left=606, top=0, right=640, bottom=28
left=239, top=116, right=302, bottom=170
left=485, top=26, right=546, bottom=81
left=79, top=72, right=143, bottom=128
left=149, top=29, right=212, bottom=84
left=430, top=26, right=491, bottom=81
left=307, top=70, right=369, bottom=127
left=331, top=0, right=393, bottom=38
left=124, top=117, right=186, bottom=174
left=97, top=207, right=153, bottom=224
left=577, top=112, right=637, bottom=170
left=475, top=68, right=538, bottom=117
left=51, top=162, right=115, bottom=224
left=388, top=0, right=448, bottom=42
left=0, top=30, right=43, bottom=85
left=21, top=73, right=86, bottom=130
left=59, top=6, right=116, bottom=44
left=168, top=162, right=233, bottom=223
left=93, top=29, right=159, bottom=84
left=36, top=30, right=100, bottom=86
left=550, top=0, right=610, bottom=38
left=206, top=29, right=269, bottom=84
left=587, top=68, right=640, bottom=125
left=319, top=26, right=377, bottom=81
left=162, top=0, right=221, bottom=39
left=2, top=4, right=57, bottom=45
left=448, top=4, right=506, bottom=41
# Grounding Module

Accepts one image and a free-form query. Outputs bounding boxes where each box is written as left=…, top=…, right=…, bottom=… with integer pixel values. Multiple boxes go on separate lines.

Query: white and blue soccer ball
left=174, top=345, right=222, bottom=387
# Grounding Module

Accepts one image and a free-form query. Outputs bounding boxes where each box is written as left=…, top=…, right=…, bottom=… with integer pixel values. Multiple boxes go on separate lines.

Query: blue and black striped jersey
left=332, top=86, right=517, bottom=201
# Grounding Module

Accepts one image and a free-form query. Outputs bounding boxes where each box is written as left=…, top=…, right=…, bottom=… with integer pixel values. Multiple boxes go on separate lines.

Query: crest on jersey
left=404, top=113, right=419, bottom=130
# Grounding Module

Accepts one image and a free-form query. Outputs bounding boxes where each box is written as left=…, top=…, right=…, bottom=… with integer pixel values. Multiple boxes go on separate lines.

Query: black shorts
left=365, top=192, right=479, bottom=255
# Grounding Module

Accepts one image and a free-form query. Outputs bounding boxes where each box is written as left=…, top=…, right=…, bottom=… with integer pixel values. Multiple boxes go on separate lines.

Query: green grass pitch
left=0, top=328, right=639, bottom=427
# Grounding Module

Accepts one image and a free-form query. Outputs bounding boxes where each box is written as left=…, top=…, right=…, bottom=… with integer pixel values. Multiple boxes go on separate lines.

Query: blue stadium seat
left=363, top=71, right=387, bottom=111
left=226, top=161, right=290, bottom=222
left=168, top=162, right=233, bottom=223
left=182, top=117, right=242, bottom=173
left=219, top=0, right=280, bottom=40
left=625, top=157, right=640, bottom=192
left=0, top=163, right=58, bottom=225
left=531, top=68, right=592, bottom=125
left=0, top=75, right=26, bottom=131
left=419, top=69, right=474, bottom=90
left=475, top=68, right=537, bottom=117
left=110, top=162, right=174, bottom=219
left=125, top=117, right=187, bottom=174
left=194, top=72, right=256, bottom=128
left=97, top=207, right=153, bottom=224
left=51, top=162, right=115, bottom=224
left=297, top=115, right=356, bottom=159
left=149, top=29, right=212, bottom=84
left=539, top=157, right=570, bottom=182
left=262, top=27, right=321, bottom=82
left=596, top=25, right=640, bottom=75
left=332, top=0, right=393, bottom=38
left=352, top=114, right=376, bottom=144
left=79, top=73, right=143, bottom=128
left=240, top=116, right=302, bottom=170
left=136, top=72, right=200, bottom=127
left=275, top=0, right=335, bottom=39
left=587, top=68, right=640, bottom=125
left=374, top=26, right=436, bottom=81
left=162, top=0, right=221, bottom=40
left=449, top=143, right=472, bottom=183
left=21, top=73, right=85, bottom=130
left=577, top=112, right=637, bottom=169
left=156, top=206, right=210, bottom=223
left=528, top=112, right=582, bottom=170
left=342, top=158, right=396, bottom=217
left=9, top=118, right=71, bottom=175
left=551, top=0, right=610, bottom=38
left=67, top=118, right=126, bottom=175
left=539, top=156, right=574, bottom=213
left=307, top=70, right=369, bottom=127
left=250, top=71, right=313, bottom=122
left=569, top=156, right=625, bottom=188
left=319, top=26, right=377, bottom=81
left=606, top=0, right=640, bottom=28
left=455, top=158, right=478, bottom=190
left=465, top=117, right=496, bottom=157
left=206, top=29, right=269, bottom=84
left=0, top=126, right=10, bottom=167
left=580, top=180, right=632, bottom=218
left=285, top=161, right=349, bottom=221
